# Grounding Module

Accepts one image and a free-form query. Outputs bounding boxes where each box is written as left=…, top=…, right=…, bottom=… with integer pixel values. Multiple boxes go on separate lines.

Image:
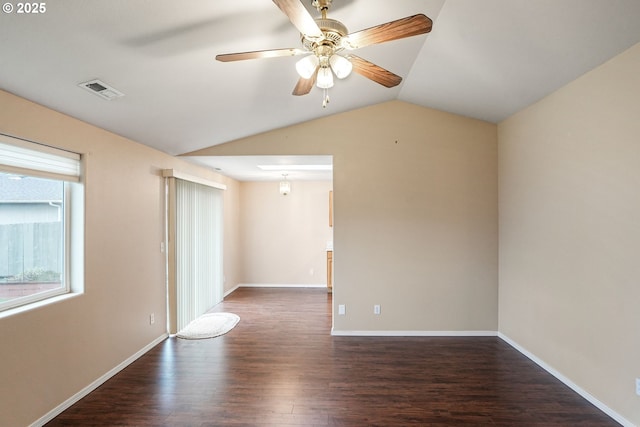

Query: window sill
left=0, top=292, right=82, bottom=320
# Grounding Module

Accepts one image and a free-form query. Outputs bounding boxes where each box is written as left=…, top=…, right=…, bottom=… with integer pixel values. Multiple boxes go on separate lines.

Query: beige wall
left=189, top=101, right=499, bottom=333
left=239, top=181, right=333, bottom=286
left=222, top=178, right=241, bottom=294
left=498, top=42, right=640, bottom=425
left=0, top=89, right=241, bottom=426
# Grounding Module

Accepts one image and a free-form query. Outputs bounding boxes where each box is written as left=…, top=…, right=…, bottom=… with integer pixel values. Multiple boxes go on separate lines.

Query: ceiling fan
left=216, top=0, right=433, bottom=107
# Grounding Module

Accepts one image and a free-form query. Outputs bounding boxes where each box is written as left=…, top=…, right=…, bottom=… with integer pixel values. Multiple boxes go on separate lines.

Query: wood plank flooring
left=47, top=287, right=618, bottom=426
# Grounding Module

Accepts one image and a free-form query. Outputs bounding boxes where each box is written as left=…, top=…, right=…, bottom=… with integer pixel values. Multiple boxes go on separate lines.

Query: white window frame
left=0, top=133, right=83, bottom=316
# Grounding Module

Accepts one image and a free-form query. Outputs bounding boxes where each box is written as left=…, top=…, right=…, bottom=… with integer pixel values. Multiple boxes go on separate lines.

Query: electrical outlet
left=150, top=313, right=155, bottom=325
left=636, top=378, right=640, bottom=396
left=338, top=304, right=346, bottom=315
left=374, top=304, right=381, bottom=315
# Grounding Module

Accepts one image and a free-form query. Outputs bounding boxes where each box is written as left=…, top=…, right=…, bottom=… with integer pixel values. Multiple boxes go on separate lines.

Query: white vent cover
left=78, top=79, right=124, bottom=100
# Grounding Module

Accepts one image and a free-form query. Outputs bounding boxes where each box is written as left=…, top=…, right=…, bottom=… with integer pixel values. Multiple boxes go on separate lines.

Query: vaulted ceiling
left=1, top=0, right=640, bottom=164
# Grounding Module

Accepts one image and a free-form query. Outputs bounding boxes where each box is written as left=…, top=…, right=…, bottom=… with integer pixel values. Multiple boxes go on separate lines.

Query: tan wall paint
left=189, top=101, right=499, bottom=333
left=498, top=43, right=640, bottom=425
left=0, top=89, right=241, bottom=426
left=239, top=181, right=333, bottom=285
left=222, top=178, right=242, bottom=294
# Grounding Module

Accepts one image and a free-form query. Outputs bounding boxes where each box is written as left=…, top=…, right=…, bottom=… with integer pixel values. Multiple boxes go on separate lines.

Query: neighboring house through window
left=0, top=134, right=83, bottom=314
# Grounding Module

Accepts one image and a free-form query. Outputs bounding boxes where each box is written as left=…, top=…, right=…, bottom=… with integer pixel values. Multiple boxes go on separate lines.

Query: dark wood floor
left=48, top=287, right=617, bottom=426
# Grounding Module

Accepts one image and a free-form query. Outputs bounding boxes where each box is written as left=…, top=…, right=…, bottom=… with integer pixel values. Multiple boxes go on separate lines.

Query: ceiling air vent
left=78, top=79, right=124, bottom=101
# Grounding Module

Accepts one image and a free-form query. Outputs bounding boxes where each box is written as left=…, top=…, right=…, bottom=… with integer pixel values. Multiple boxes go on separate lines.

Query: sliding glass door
left=166, top=173, right=224, bottom=334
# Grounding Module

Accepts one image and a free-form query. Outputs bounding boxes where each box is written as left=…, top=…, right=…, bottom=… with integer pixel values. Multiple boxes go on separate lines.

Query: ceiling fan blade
left=344, top=14, right=432, bottom=49
left=216, top=48, right=306, bottom=62
left=292, top=68, right=318, bottom=96
left=272, top=0, right=323, bottom=39
left=348, top=55, right=402, bottom=88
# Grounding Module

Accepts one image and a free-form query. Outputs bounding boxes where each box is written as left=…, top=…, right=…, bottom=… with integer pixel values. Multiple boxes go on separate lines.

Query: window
left=0, top=134, right=82, bottom=314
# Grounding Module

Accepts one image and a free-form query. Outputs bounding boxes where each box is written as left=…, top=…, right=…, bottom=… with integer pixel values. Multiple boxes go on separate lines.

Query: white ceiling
left=1, top=0, right=640, bottom=181
left=184, top=155, right=333, bottom=182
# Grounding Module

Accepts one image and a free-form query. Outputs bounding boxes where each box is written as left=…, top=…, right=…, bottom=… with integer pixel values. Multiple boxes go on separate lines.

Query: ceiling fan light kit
left=216, top=0, right=433, bottom=107
left=317, top=66, right=334, bottom=89
left=329, top=54, right=352, bottom=79
left=296, top=55, right=319, bottom=79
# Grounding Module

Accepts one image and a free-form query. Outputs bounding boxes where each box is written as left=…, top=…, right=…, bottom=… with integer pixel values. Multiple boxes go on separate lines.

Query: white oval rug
left=176, top=312, right=240, bottom=340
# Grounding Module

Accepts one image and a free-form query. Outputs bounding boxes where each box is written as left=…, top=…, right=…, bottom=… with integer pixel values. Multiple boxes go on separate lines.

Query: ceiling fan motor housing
left=302, top=18, right=348, bottom=54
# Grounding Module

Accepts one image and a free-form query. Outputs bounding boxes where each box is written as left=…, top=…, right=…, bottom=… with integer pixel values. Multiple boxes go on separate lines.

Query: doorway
left=164, top=171, right=225, bottom=334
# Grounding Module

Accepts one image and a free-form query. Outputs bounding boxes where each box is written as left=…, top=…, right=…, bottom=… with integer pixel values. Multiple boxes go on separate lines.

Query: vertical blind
left=174, top=178, right=224, bottom=332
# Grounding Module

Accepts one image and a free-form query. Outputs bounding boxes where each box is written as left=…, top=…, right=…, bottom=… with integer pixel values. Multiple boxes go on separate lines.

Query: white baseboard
left=498, top=332, right=633, bottom=427
left=223, top=283, right=327, bottom=298
left=239, top=283, right=327, bottom=289
left=224, top=284, right=240, bottom=297
left=331, top=329, right=498, bottom=337
left=32, top=333, right=169, bottom=427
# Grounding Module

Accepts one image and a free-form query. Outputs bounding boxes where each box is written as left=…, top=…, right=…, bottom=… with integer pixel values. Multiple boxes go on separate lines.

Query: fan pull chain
left=322, top=88, right=330, bottom=108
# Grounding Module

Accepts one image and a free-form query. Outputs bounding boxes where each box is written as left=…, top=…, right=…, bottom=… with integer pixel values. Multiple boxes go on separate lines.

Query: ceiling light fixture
left=293, top=0, right=353, bottom=108
left=279, top=173, right=291, bottom=196
left=216, top=0, right=433, bottom=109
left=296, top=55, right=319, bottom=79
left=258, top=164, right=332, bottom=172
left=329, top=54, right=353, bottom=79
